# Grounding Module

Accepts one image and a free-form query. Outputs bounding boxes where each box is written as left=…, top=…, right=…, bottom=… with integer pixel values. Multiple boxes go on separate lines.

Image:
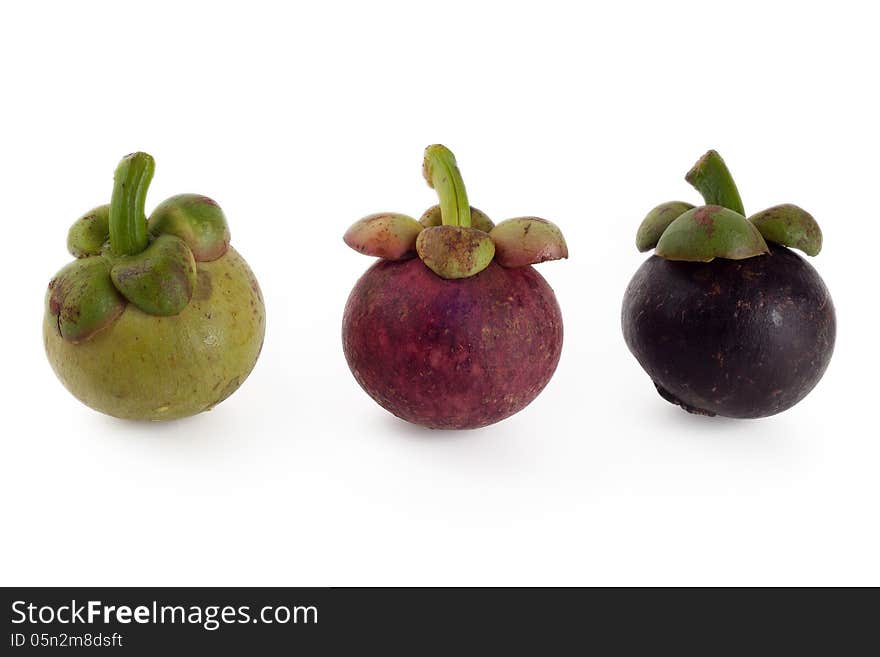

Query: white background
left=1, top=1, right=877, bottom=586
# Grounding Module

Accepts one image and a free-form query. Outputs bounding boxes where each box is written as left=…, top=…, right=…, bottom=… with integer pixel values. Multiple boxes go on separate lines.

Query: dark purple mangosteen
left=343, top=145, right=568, bottom=429
left=622, top=150, right=835, bottom=418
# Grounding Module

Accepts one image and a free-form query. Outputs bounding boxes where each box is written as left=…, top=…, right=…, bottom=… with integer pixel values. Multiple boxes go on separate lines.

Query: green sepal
left=489, top=217, right=568, bottom=268
left=46, top=256, right=126, bottom=343
left=749, top=204, right=822, bottom=256
left=416, top=225, right=495, bottom=279
left=655, top=205, right=769, bottom=262
left=636, top=201, right=694, bottom=252
left=343, top=212, right=423, bottom=259
left=148, top=194, right=230, bottom=262
left=110, top=234, right=197, bottom=316
left=67, top=205, right=111, bottom=258
left=419, top=205, right=494, bottom=233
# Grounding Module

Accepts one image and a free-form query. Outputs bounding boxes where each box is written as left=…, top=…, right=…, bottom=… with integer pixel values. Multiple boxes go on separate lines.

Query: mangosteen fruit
left=44, top=152, right=265, bottom=421
left=343, top=145, right=568, bottom=429
left=622, top=150, right=835, bottom=418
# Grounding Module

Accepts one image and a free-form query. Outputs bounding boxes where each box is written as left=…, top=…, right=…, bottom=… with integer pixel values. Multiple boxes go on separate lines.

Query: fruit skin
left=343, top=258, right=563, bottom=429
left=44, top=247, right=265, bottom=421
left=622, top=244, right=835, bottom=418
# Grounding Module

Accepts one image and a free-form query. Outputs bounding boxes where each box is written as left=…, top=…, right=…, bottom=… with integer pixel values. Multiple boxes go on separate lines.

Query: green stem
left=685, top=150, right=745, bottom=216
left=109, top=152, right=155, bottom=256
left=422, top=144, right=471, bottom=227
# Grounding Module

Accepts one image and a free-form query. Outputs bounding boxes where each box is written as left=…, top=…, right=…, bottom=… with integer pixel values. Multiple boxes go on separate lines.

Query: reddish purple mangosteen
left=343, top=145, right=568, bottom=429
left=622, top=150, right=836, bottom=418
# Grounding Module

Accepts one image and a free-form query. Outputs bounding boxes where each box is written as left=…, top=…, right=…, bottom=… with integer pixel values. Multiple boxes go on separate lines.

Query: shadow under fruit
left=622, top=150, right=835, bottom=418
left=44, top=152, right=265, bottom=421
left=343, top=145, right=567, bottom=429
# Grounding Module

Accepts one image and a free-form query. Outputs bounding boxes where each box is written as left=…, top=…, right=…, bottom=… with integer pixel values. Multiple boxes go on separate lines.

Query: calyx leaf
left=416, top=225, right=495, bottom=279
left=47, top=256, right=125, bottom=343
left=343, top=213, right=423, bottom=259
left=636, top=201, right=694, bottom=252
left=489, top=217, right=568, bottom=268
left=655, top=205, right=769, bottom=262
left=110, top=234, right=197, bottom=316
left=67, top=205, right=110, bottom=258
left=748, top=204, right=822, bottom=256
left=419, top=205, right=495, bottom=233
left=148, top=194, right=230, bottom=262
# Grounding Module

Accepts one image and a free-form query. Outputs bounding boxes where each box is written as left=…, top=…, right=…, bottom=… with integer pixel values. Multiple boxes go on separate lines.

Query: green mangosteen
left=44, top=152, right=265, bottom=421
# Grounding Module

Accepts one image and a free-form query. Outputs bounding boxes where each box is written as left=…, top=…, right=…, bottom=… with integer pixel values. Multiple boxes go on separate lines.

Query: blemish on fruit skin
left=693, top=207, right=716, bottom=236
left=194, top=270, right=213, bottom=301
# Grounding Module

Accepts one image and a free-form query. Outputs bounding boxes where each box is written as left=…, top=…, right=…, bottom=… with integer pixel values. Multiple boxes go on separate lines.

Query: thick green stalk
left=109, top=152, right=155, bottom=256
left=685, top=150, right=745, bottom=216
left=422, top=144, right=471, bottom=227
